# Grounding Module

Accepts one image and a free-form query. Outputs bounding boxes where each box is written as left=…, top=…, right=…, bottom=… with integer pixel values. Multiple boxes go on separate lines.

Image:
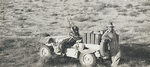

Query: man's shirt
left=101, top=29, right=120, bottom=56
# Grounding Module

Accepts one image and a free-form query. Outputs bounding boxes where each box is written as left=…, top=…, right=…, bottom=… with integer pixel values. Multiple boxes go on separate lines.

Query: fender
left=78, top=43, right=101, bottom=57
left=79, top=49, right=97, bottom=54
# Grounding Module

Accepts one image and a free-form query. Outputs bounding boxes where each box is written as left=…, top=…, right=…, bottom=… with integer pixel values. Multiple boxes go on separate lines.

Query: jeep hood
left=39, top=36, right=70, bottom=44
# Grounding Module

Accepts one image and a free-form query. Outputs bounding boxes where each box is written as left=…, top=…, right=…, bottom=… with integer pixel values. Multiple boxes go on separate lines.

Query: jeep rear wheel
left=79, top=53, right=96, bottom=66
left=40, top=45, right=52, bottom=63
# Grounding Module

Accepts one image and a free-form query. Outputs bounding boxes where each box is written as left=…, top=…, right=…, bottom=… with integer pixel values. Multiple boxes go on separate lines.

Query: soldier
left=60, top=21, right=82, bottom=55
left=67, top=17, right=81, bottom=40
left=69, top=25, right=82, bottom=41
left=99, top=22, right=121, bottom=67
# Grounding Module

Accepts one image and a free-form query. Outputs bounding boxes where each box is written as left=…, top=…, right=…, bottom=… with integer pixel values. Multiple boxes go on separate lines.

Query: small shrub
left=138, top=9, right=148, bottom=13
left=118, top=12, right=128, bottom=16
left=120, top=29, right=129, bottom=33
left=18, top=16, right=27, bottom=20
left=106, top=4, right=119, bottom=8
left=137, top=20, right=144, bottom=23
left=26, top=9, right=34, bottom=12
left=129, top=11, right=140, bottom=17
left=51, top=21, right=58, bottom=24
left=84, top=0, right=89, bottom=2
left=16, top=31, right=32, bottom=36
left=142, top=2, right=150, bottom=6
left=117, top=8, right=127, bottom=12
left=126, top=4, right=133, bottom=8
left=51, top=13, right=58, bottom=16
left=40, top=33, right=50, bottom=37
left=73, top=15, right=90, bottom=22
left=93, top=3, right=106, bottom=11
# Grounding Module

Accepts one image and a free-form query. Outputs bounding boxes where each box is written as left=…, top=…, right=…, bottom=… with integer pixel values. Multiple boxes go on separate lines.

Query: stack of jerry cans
left=83, top=31, right=102, bottom=45
left=87, top=32, right=91, bottom=44
left=83, top=33, right=87, bottom=44
left=94, top=32, right=102, bottom=45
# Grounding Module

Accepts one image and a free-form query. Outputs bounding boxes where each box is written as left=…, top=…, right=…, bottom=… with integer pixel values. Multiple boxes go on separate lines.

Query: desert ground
left=0, top=0, right=150, bottom=67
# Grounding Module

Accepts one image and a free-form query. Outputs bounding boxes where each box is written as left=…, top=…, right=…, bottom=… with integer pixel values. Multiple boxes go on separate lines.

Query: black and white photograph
left=0, top=0, right=150, bottom=67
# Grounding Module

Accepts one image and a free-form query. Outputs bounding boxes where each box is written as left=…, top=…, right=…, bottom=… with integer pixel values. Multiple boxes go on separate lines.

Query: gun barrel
left=66, top=17, right=73, bottom=27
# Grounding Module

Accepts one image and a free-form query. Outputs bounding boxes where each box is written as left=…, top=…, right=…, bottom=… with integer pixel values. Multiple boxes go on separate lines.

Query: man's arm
left=100, top=38, right=110, bottom=56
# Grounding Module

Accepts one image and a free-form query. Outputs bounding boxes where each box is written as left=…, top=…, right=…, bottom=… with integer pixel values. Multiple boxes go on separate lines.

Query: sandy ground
left=0, top=0, right=150, bottom=67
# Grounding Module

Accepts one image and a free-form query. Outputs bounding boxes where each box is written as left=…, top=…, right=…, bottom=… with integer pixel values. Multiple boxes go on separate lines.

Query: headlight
left=95, top=51, right=101, bottom=57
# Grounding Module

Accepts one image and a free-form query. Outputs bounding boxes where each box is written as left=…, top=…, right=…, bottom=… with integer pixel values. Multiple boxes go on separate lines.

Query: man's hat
left=107, top=22, right=114, bottom=28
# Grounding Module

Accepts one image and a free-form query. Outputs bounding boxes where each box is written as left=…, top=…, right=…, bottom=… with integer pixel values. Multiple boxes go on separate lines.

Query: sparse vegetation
left=0, top=0, right=150, bottom=67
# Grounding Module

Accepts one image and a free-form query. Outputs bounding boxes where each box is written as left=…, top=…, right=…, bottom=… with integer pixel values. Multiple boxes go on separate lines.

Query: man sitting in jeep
left=59, top=24, right=82, bottom=55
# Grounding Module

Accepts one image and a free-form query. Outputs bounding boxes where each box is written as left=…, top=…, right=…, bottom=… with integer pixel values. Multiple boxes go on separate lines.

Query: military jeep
left=39, top=31, right=111, bottom=66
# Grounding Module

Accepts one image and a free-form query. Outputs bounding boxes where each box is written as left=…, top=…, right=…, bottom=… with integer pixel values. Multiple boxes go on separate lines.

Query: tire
left=40, top=45, right=53, bottom=63
left=79, top=53, right=96, bottom=66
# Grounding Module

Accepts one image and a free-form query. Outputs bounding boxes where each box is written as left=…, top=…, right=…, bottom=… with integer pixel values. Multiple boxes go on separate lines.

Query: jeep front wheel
left=79, top=53, right=96, bottom=66
left=40, top=45, right=52, bottom=63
